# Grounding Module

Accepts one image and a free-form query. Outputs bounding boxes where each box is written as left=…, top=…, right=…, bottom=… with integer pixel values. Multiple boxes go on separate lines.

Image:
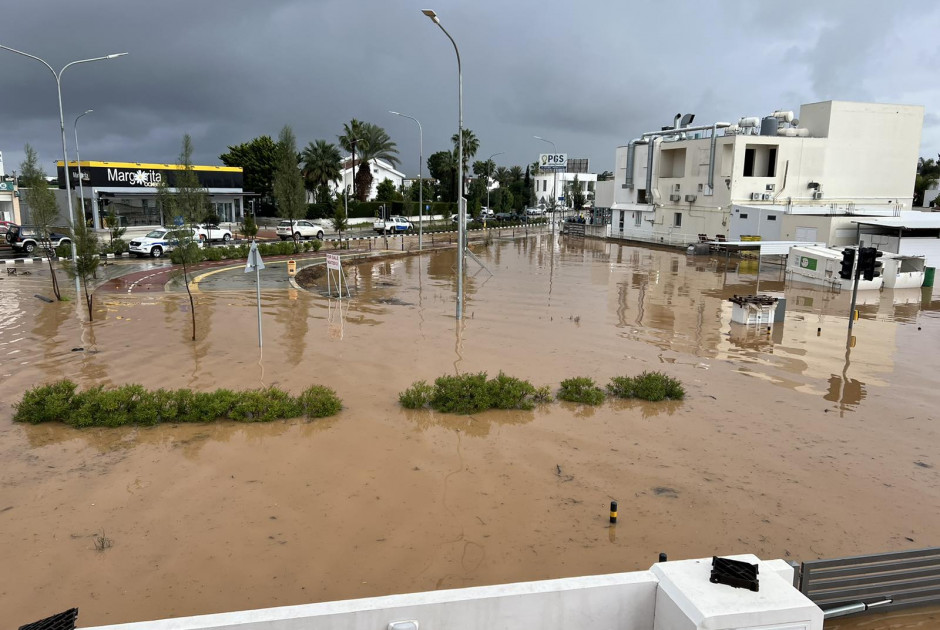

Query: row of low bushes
left=399, top=371, right=684, bottom=414
left=169, top=239, right=322, bottom=264
left=400, top=372, right=552, bottom=413
left=13, top=380, right=342, bottom=427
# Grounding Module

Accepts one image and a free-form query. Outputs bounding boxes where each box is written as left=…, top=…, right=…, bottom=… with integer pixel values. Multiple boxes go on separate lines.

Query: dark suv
left=5, top=224, right=72, bottom=255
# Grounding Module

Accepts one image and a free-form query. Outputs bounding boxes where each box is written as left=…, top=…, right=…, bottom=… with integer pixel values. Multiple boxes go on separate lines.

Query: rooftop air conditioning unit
left=685, top=194, right=697, bottom=202
left=751, top=192, right=762, bottom=200
left=669, top=194, right=681, bottom=202
left=813, top=191, right=824, bottom=200
left=761, top=193, right=771, bottom=200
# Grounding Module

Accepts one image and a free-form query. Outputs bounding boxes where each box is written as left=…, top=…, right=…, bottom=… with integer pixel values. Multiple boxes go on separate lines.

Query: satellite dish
left=680, top=113, right=695, bottom=127
left=791, top=118, right=799, bottom=127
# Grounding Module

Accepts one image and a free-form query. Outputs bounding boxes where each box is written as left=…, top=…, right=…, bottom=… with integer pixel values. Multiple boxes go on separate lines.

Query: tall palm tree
left=354, top=122, right=400, bottom=202
left=451, top=128, right=479, bottom=194
left=509, top=165, right=523, bottom=182
left=338, top=119, right=365, bottom=199
left=494, top=166, right=511, bottom=187
left=301, top=140, right=342, bottom=204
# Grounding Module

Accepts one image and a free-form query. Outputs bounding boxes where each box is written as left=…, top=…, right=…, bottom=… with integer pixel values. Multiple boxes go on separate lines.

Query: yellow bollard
left=287, top=259, right=297, bottom=277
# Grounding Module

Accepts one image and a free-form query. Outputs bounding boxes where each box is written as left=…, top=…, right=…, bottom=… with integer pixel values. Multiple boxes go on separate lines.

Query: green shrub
left=607, top=371, right=684, bottom=402
left=311, top=239, right=322, bottom=252
left=399, top=381, right=434, bottom=409
left=606, top=376, right=636, bottom=399
left=557, top=377, right=606, bottom=405
left=55, top=243, right=72, bottom=258
left=170, top=242, right=205, bottom=264
left=202, top=247, right=224, bottom=261
left=13, top=380, right=77, bottom=423
left=532, top=385, right=553, bottom=404
left=431, top=372, right=491, bottom=414
left=12, top=380, right=342, bottom=427
left=298, top=385, right=342, bottom=418
left=487, top=372, right=536, bottom=410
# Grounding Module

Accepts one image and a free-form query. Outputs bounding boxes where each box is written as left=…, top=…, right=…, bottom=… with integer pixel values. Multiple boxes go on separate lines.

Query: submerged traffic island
left=399, top=371, right=685, bottom=413
left=12, top=380, right=342, bottom=427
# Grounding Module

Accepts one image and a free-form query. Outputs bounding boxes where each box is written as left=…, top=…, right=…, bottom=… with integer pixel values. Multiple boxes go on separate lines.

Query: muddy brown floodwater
left=1, top=235, right=938, bottom=627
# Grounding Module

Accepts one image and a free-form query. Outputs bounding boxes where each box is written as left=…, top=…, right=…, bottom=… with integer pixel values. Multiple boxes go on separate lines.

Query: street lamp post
left=73, top=109, right=93, bottom=229
left=0, top=45, right=126, bottom=296
left=534, top=135, right=557, bottom=235
left=422, top=8, right=465, bottom=320
left=389, top=110, right=423, bottom=250
left=485, top=151, right=504, bottom=214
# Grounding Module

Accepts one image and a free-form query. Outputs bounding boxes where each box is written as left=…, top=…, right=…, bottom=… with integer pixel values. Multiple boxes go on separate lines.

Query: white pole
left=256, top=264, right=263, bottom=347
left=74, top=109, right=93, bottom=228
left=389, top=111, right=424, bottom=250
left=0, top=45, right=125, bottom=296
left=424, top=10, right=464, bottom=320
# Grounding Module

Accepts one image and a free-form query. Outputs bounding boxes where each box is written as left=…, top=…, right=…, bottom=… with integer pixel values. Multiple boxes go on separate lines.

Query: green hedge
left=13, top=380, right=342, bottom=427
left=353, top=201, right=457, bottom=219
left=399, top=372, right=552, bottom=413
left=169, top=239, right=321, bottom=264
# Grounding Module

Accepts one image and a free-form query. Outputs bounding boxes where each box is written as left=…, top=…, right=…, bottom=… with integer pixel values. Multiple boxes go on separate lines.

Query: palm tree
left=509, top=165, right=523, bottom=182
left=301, top=140, right=342, bottom=204
left=354, top=122, right=400, bottom=202
left=451, top=128, right=479, bottom=194
left=494, top=166, right=511, bottom=187
left=338, top=119, right=365, bottom=198
left=914, top=157, right=939, bottom=206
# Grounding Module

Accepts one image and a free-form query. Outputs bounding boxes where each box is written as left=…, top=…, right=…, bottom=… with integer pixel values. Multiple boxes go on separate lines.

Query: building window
left=635, top=211, right=642, bottom=227
left=743, top=144, right=778, bottom=177
left=637, top=189, right=648, bottom=204
left=767, top=214, right=777, bottom=221
left=619, top=212, right=625, bottom=231
left=739, top=213, right=748, bottom=219
left=674, top=212, right=682, bottom=227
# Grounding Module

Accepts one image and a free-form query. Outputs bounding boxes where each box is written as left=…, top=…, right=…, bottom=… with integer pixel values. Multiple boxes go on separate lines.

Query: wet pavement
left=0, top=234, right=938, bottom=626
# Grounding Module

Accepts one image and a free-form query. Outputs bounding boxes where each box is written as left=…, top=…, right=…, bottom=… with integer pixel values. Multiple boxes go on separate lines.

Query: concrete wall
left=729, top=205, right=783, bottom=240
left=85, top=572, right=659, bottom=630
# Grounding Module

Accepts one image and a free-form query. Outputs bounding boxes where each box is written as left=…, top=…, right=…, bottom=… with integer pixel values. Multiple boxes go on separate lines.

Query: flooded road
left=1, top=235, right=938, bottom=626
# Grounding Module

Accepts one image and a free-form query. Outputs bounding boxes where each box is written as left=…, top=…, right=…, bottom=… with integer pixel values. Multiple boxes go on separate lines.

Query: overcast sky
left=1, top=0, right=938, bottom=180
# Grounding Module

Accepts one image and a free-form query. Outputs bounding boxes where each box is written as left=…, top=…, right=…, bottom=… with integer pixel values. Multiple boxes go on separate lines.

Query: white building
left=533, top=158, right=598, bottom=210
left=609, top=100, right=925, bottom=246
left=0, top=151, right=21, bottom=224
left=326, top=156, right=405, bottom=202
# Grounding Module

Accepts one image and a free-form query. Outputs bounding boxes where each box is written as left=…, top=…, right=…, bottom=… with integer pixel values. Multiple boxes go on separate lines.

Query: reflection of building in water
left=600, top=243, right=931, bottom=403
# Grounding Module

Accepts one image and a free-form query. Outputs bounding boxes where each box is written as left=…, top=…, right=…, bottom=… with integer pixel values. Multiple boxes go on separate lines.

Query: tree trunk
left=356, top=163, right=371, bottom=202
left=181, top=258, right=196, bottom=341
left=46, top=252, right=61, bottom=301
left=84, top=279, right=94, bottom=322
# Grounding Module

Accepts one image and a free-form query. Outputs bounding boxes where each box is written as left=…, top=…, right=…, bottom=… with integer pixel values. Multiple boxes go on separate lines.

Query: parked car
left=6, top=224, right=72, bottom=255
left=276, top=220, right=325, bottom=241
left=195, top=223, right=233, bottom=243
left=480, top=207, right=495, bottom=218
left=494, top=212, right=520, bottom=222
left=0, top=220, right=15, bottom=238
left=129, top=227, right=198, bottom=258
left=373, top=216, right=414, bottom=234
left=525, top=207, right=545, bottom=217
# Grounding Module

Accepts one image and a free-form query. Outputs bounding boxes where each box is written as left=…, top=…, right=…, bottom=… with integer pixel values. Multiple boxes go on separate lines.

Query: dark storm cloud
left=1, top=0, right=937, bottom=178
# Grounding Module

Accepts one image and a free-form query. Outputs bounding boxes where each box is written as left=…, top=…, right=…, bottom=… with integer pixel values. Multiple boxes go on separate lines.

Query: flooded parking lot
left=1, top=234, right=938, bottom=626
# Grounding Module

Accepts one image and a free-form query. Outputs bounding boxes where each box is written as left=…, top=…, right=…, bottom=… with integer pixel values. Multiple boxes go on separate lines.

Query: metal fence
left=799, top=547, right=940, bottom=615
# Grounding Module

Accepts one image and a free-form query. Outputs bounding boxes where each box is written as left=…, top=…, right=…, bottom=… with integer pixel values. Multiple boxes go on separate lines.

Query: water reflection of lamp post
left=0, top=44, right=126, bottom=295
left=534, top=135, right=557, bottom=236
left=389, top=110, right=423, bottom=250
left=422, top=8, right=465, bottom=320
left=73, top=109, right=93, bottom=228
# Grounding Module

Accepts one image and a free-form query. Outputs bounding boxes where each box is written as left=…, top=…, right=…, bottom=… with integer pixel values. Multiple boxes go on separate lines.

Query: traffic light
left=860, top=247, right=883, bottom=281
left=839, top=248, right=856, bottom=280
left=857, top=247, right=873, bottom=280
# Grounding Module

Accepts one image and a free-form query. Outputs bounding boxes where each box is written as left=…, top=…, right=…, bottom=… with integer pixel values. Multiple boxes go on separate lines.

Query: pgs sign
left=539, top=153, right=567, bottom=171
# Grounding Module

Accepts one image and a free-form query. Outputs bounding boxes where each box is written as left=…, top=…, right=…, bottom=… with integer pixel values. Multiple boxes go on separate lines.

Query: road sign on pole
left=326, top=252, right=341, bottom=271
left=245, top=241, right=265, bottom=346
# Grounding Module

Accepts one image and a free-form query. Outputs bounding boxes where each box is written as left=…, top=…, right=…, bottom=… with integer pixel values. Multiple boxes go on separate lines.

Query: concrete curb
left=0, top=257, right=43, bottom=264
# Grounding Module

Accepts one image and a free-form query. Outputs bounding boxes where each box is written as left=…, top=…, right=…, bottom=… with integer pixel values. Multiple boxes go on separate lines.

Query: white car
left=195, top=224, right=233, bottom=243
left=525, top=207, right=545, bottom=217
left=373, top=216, right=414, bottom=234
left=129, top=228, right=198, bottom=258
left=276, top=220, right=325, bottom=241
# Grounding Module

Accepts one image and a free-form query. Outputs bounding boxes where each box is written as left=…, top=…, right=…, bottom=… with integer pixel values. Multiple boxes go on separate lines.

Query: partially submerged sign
left=245, top=241, right=265, bottom=273
left=326, top=252, right=341, bottom=271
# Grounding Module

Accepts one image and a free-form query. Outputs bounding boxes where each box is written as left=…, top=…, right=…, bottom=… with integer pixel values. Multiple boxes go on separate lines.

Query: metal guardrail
left=799, top=547, right=940, bottom=615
